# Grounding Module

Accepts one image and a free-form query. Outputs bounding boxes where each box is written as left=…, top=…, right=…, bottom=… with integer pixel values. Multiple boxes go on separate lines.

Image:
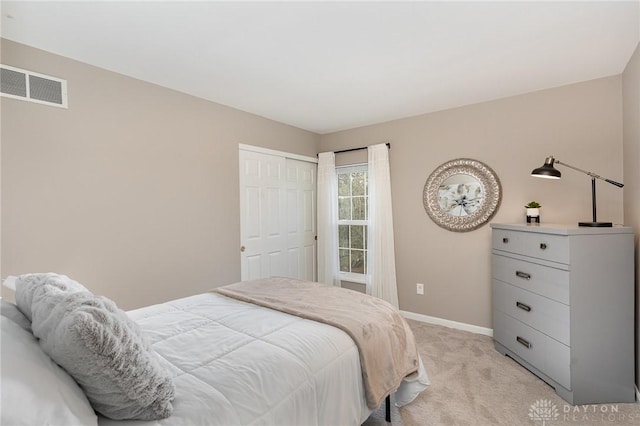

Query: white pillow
left=1, top=300, right=32, bottom=332
left=2, top=275, right=17, bottom=291
left=0, top=316, right=99, bottom=426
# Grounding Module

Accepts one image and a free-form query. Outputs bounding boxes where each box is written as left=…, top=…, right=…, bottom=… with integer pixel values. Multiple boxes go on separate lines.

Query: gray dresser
left=491, top=223, right=635, bottom=405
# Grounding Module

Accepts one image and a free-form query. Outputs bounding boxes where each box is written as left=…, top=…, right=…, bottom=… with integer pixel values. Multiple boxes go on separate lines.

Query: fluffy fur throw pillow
left=15, top=273, right=89, bottom=321
left=16, top=276, right=175, bottom=420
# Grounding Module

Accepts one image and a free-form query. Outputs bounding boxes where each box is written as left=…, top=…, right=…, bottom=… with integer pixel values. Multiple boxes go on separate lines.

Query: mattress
left=99, top=292, right=376, bottom=426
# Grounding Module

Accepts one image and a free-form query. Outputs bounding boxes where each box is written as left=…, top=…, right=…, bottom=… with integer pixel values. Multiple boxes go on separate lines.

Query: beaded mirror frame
left=423, top=158, right=502, bottom=232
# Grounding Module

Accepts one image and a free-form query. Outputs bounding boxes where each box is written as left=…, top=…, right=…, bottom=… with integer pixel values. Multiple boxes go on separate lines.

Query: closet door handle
left=515, top=271, right=531, bottom=280
left=516, top=301, right=532, bottom=312
left=516, top=336, right=532, bottom=349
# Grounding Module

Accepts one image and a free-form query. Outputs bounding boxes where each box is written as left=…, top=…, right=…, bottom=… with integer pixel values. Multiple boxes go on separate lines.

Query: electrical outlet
left=416, top=283, right=424, bottom=295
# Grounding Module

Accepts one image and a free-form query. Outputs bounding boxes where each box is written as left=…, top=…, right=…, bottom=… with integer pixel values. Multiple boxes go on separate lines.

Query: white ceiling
left=1, top=1, right=639, bottom=134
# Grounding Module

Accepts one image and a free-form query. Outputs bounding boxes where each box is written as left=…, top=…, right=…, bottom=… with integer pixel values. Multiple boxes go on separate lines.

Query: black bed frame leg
left=385, top=395, right=391, bottom=423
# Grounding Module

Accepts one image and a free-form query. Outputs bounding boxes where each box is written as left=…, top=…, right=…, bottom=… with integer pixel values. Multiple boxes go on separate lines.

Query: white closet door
left=239, top=150, right=287, bottom=281
left=285, top=159, right=317, bottom=282
left=239, top=148, right=317, bottom=282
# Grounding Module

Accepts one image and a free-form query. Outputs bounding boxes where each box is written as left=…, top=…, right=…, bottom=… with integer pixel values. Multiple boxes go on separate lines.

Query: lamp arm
left=555, top=160, right=624, bottom=188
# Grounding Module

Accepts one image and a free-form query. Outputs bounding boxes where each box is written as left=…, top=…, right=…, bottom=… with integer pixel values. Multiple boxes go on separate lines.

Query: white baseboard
left=400, top=310, right=493, bottom=337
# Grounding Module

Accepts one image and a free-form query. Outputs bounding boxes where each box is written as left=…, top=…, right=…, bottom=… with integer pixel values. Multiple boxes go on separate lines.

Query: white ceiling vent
left=0, top=65, right=67, bottom=108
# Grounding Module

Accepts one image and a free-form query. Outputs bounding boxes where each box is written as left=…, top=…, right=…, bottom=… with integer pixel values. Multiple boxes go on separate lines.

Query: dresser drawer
left=493, top=280, right=570, bottom=345
left=493, top=229, right=569, bottom=264
left=493, top=310, right=571, bottom=389
left=492, top=254, right=570, bottom=305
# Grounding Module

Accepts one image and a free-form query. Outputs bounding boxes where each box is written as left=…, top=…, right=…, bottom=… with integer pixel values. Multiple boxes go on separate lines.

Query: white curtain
left=317, top=152, right=340, bottom=286
left=366, top=144, right=399, bottom=308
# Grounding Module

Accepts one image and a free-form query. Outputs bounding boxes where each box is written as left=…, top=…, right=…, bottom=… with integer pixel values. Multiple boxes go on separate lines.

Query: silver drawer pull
left=515, top=271, right=531, bottom=280
left=516, top=301, right=532, bottom=312
left=502, top=237, right=509, bottom=244
left=539, top=243, right=547, bottom=250
left=516, top=336, right=532, bottom=349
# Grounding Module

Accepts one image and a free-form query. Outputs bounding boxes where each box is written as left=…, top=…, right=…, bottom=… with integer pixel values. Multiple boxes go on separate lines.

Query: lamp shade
left=531, top=156, right=561, bottom=179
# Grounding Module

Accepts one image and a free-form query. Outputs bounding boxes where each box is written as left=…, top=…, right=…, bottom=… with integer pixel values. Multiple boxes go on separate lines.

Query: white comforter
left=98, top=292, right=428, bottom=426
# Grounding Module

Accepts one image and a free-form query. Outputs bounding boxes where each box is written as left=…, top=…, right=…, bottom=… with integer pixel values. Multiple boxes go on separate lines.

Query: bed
left=1, top=273, right=429, bottom=426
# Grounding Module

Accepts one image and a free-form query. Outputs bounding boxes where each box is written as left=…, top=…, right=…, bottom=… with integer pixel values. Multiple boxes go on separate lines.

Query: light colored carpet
left=365, top=319, right=640, bottom=426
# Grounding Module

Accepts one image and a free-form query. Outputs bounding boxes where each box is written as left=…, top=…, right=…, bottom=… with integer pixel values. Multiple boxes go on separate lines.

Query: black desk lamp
left=531, top=156, right=624, bottom=227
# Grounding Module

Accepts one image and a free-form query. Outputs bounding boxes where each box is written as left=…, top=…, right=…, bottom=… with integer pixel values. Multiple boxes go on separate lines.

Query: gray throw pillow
left=15, top=273, right=89, bottom=321
left=29, top=290, right=175, bottom=420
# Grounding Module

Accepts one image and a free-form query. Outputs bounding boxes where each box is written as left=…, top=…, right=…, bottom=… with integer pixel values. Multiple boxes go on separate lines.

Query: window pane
left=363, top=225, right=368, bottom=249
left=364, top=196, right=368, bottom=220
left=338, top=197, right=351, bottom=220
left=351, top=225, right=364, bottom=249
left=352, top=172, right=366, bottom=196
left=336, top=167, right=368, bottom=277
left=339, top=225, right=349, bottom=248
left=338, top=174, right=350, bottom=196
left=351, top=250, right=365, bottom=274
left=365, top=174, right=368, bottom=195
left=339, top=249, right=350, bottom=272
left=352, top=196, right=366, bottom=220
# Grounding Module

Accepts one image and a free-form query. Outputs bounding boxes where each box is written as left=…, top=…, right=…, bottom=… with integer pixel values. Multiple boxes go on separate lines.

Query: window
left=337, top=165, right=368, bottom=283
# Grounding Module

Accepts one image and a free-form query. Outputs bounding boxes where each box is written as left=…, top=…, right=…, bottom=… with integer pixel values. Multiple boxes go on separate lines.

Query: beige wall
left=320, top=76, right=625, bottom=329
left=622, top=42, right=640, bottom=392
left=1, top=41, right=632, bottom=364
left=1, top=39, right=320, bottom=309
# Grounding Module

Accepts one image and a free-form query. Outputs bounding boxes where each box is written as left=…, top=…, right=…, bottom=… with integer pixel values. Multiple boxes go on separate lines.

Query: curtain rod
left=320, top=142, right=391, bottom=156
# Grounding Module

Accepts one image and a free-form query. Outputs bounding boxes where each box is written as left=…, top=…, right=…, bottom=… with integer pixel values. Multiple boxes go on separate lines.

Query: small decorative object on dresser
left=490, top=223, right=635, bottom=405
left=524, top=201, right=541, bottom=223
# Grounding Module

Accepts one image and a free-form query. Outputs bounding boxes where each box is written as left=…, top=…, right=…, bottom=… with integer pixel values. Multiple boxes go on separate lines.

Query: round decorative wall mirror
left=423, top=158, right=501, bottom=232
